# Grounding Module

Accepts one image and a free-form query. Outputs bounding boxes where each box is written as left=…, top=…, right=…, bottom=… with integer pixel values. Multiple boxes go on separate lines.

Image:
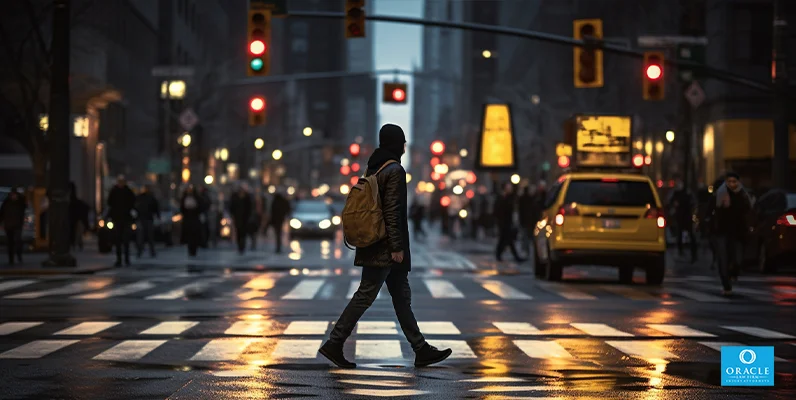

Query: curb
left=0, top=265, right=116, bottom=276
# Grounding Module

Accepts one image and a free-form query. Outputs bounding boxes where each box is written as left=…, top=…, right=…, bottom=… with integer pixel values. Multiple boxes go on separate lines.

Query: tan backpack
left=342, top=160, right=398, bottom=249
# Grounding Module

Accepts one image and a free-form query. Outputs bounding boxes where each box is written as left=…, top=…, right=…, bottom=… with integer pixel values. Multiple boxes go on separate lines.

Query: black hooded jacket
left=353, top=147, right=411, bottom=270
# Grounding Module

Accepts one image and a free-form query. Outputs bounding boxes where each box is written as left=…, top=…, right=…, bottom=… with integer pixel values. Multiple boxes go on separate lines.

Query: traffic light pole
left=285, top=11, right=787, bottom=96
left=43, top=0, right=76, bottom=267
left=772, top=0, right=790, bottom=190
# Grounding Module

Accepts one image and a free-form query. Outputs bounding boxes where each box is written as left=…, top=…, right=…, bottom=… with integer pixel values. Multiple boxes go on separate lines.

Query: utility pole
left=772, top=0, right=790, bottom=190
left=43, top=0, right=76, bottom=267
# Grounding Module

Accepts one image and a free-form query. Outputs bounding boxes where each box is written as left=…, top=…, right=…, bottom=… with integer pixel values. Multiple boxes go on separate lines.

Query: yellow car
left=533, top=172, right=667, bottom=284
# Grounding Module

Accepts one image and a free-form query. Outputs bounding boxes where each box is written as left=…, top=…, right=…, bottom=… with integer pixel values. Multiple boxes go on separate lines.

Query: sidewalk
left=0, top=250, right=116, bottom=276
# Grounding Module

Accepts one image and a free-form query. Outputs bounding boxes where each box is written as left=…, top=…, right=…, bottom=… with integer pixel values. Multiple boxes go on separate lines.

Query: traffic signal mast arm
left=285, top=11, right=780, bottom=95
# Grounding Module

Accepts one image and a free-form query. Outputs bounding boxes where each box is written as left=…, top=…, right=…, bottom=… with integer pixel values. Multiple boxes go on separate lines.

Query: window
left=543, top=183, right=563, bottom=209
left=295, top=201, right=330, bottom=214
left=564, top=180, right=657, bottom=207
left=787, top=194, right=796, bottom=210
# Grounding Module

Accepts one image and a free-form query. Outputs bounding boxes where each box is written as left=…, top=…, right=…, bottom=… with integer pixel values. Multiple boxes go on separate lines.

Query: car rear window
left=787, top=194, right=796, bottom=210
left=564, top=179, right=657, bottom=207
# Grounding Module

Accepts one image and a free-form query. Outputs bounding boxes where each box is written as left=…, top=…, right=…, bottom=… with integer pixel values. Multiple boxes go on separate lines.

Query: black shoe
left=318, top=341, right=356, bottom=369
left=414, top=344, right=452, bottom=367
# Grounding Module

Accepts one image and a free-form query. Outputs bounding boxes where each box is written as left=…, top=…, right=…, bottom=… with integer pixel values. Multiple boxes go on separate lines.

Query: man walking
left=107, top=175, right=136, bottom=266
left=135, top=184, right=160, bottom=258
left=668, top=178, right=698, bottom=262
left=268, top=190, right=290, bottom=254
left=230, top=185, right=253, bottom=255
left=319, top=124, right=452, bottom=369
left=495, top=182, right=525, bottom=263
left=0, top=187, right=26, bottom=265
left=708, top=172, right=752, bottom=295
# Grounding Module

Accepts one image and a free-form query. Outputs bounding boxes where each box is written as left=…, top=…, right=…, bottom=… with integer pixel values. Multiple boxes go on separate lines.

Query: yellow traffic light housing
left=345, top=0, right=366, bottom=38
left=247, top=7, right=271, bottom=76
left=643, top=51, right=665, bottom=100
left=573, top=19, right=604, bottom=88
left=383, top=82, right=408, bottom=104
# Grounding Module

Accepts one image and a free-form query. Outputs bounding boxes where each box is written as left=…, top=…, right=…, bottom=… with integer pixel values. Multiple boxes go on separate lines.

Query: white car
left=289, top=200, right=339, bottom=239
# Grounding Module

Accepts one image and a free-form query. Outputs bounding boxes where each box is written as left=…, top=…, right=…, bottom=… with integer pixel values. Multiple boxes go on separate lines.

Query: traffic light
left=632, top=154, right=644, bottom=168
left=573, top=19, right=604, bottom=88
left=349, top=143, right=361, bottom=157
left=249, top=96, right=266, bottom=126
left=643, top=51, right=665, bottom=100
left=557, top=155, right=571, bottom=168
left=247, top=7, right=271, bottom=76
left=345, top=0, right=366, bottom=38
left=383, top=82, right=408, bottom=104
left=430, top=140, right=445, bottom=156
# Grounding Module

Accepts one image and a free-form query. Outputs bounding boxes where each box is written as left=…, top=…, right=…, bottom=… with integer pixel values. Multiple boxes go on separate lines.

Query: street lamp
left=204, top=175, right=214, bottom=185
left=165, top=80, right=186, bottom=99
left=303, top=127, right=313, bottom=137
left=666, top=130, right=675, bottom=143
left=220, top=148, right=229, bottom=161
left=272, top=149, right=283, bottom=160
left=482, top=50, right=492, bottom=58
left=254, top=138, right=264, bottom=150
left=510, top=174, right=521, bottom=184
left=459, top=149, right=468, bottom=158
left=180, top=133, right=192, bottom=148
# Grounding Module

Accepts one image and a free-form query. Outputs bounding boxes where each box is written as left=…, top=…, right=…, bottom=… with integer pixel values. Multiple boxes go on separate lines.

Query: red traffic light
left=250, top=97, right=265, bottom=111
left=340, top=165, right=351, bottom=175
left=430, top=140, right=445, bottom=156
left=632, top=154, right=644, bottom=168
left=349, top=143, right=361, bottom=157
left=392, top=88, right=406, bottom=102
left=465, top=189, right=475, bottom=199
left=646, top=64, right=662, bottom=80
left=351, top=162, right=360, bottom=173
left=557, top=155, right=571, bottom=168
left=249, top=40, right=266, bottom=56
left=440, top=196, right=451, bottom=207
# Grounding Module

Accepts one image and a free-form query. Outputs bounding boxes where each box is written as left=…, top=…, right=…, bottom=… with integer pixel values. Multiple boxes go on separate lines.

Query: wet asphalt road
left=0, top=236, right=795, bottom=399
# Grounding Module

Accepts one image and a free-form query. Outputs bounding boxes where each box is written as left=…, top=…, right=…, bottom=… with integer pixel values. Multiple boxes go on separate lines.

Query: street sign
left=151, top=66, right=195, bottom=77
left=250, top=0, right=287, bottom=16
left=179, top=108, right=199, bottom=131
left=573, top=114, right=633, bottom=168
left=637, top=36, right=708, bottom=47
left=685, top=81, right=706, bottom=108
left=476, top=103, right=517, bottom=170
left=677, top=44, right=706, bottom=82
left=147, top=157, right=171, bottom=174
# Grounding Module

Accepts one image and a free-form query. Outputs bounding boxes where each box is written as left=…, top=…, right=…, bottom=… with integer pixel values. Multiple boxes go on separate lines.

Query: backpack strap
left=373, top=160, right=398, bottom=176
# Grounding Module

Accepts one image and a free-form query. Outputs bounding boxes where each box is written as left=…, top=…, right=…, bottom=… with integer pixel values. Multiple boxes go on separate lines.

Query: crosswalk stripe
left=605, top=340, right=679, bottom=360
left=513, top=340, right=573, bottom=359
left=271, top=339, right=322, bottom=359
left=431, top=340, right=477, bottom=358
left=0, top=322, right=43, bottom=335
left=480, top=280, right=533, bottom=300
left=344, top=389, right=431, bottom=397
left=355, top=340, right=403, bottom=359
left=599, top=285, right=660, bottom=300
left=338, top=379, right=411, bottom=387
left=331, top=369, right=414, bottom=378
left=243, top=276, right=278, bottom=290
left=357, top=321, right=397, bottom=335
left=0, top=340, right=79, bottom=359
left=699, top=341, right=787, bottom=362
left=688, top=282, right=774, bottom=302
left=667, top=288, right=730, bottom=302
left=721, top=326, right=796, bottom=339
left=283, top=321, right=329, bottom=335
left=0, top=280, right=37, bottom=293
left=5, top=279, right=113, bottom=299
left=140, top=321, right=199, bottom=335
left=190, top=339, right=256, bottom=361
left=224, top=320, right=274, bottom=336
left=647, top=324, right=716, bottom=337
left=55, top=322, right=120, bottom=336
left=536, top=282, right=597, bottom=300
left=571, top=323, right=634, bottom=337
left=282, top=279, right=325, bottom=299
left=93, top=340, right=167, bottom=361
left=144, top=279, right=214, bottom=300
left=424, top=279, right=465, bottom=298
left=417, top=321, right=460, bottom=335
left=72, top=281, right=156, bottom=299
left=458, top=377, right=527, bottom=383
left=493, top=322, right=542, bottom=335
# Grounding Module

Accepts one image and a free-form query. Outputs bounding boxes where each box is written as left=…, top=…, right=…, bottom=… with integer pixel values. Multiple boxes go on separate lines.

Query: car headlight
left=107, top=221, right=114, bottom=230
left=221, top=226, right=231, bottom=237
left=290, top=218, right=302, bottom=229
left=332, top=216, right=341, bottom=226
left=319, top=219, right=332, bottom=230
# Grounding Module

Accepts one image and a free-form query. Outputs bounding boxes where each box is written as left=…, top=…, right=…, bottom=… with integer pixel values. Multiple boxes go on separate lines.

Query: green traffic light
left=250, top=58, right=264, bottom=71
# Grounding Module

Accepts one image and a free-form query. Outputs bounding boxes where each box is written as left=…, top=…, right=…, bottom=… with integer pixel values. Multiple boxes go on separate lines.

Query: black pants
left=136, top=219, right=156, bottom=257
left=496, top=227, right=522, bottom=261
left=114, top=224, right=132, bottom=262
left=411, top=219, right=425, bottom=237
left=5, top=228, right=22, bottom=264
left=234, top=220, right=247, bottom=253
left=268, top=221, right=283, bottom=252
left=329, top=266, right=427, bottom=352
left=675, top=223, right=698, bottom=260
left=715, top=235, right=743, bottom=291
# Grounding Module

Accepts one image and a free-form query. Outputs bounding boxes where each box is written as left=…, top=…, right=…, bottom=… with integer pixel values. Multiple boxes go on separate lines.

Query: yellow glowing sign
left=478, top=104, right=515, bottom=168
left=556, top=143, right=572, bottom=157
left=576, top=115, right=632, bottom=153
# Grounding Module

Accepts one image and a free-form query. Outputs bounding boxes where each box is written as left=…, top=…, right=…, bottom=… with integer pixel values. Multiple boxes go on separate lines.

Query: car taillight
left=644, top=207, right=666, bottom=228
left=555, top=204, right=579, bottom=226
left=776, top=213, right=796, bottom=226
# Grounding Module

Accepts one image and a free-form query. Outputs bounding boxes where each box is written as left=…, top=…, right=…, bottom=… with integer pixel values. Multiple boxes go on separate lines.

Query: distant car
left=289, top=199, right=338, bottom=239
left=96, top=216, right=137, bottom=254
left=747, top=190, right=796, bottom=273
left=533, top=172, right=667, bottom=285
left=0, top=187, right=35, bottom=247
